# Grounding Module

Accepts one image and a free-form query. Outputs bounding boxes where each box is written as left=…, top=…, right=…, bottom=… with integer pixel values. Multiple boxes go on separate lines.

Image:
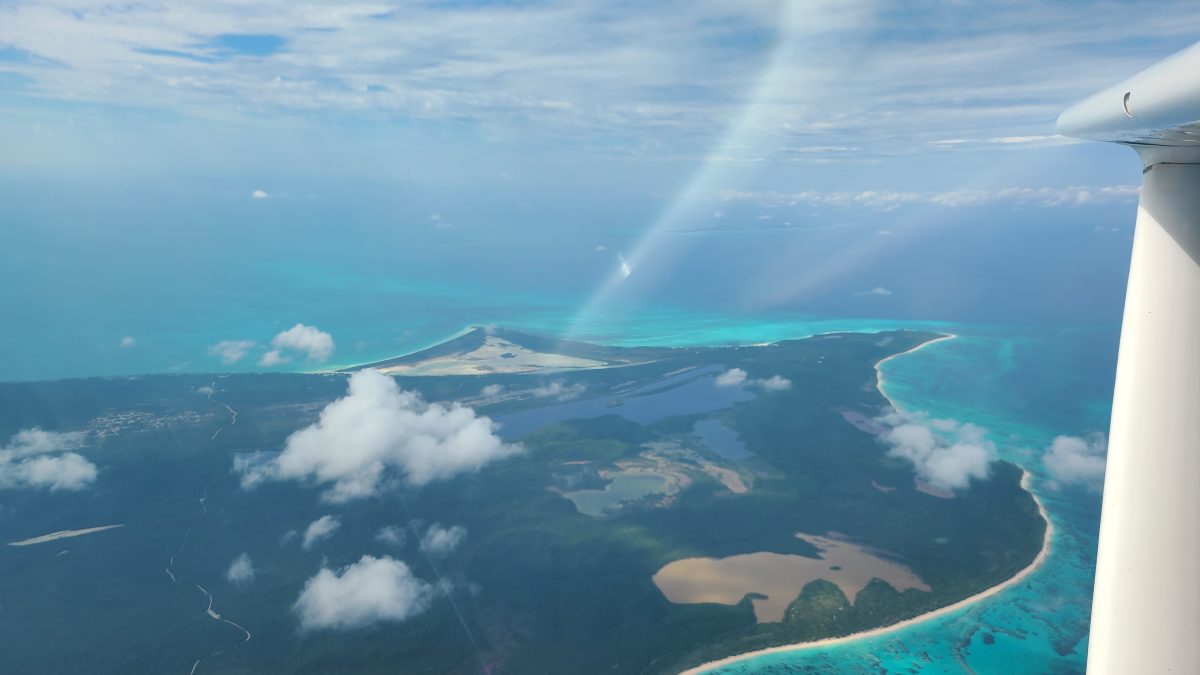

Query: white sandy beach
left=873, top=334, right=958, bottom=411
left=681, top=333, right=1055, bottom=674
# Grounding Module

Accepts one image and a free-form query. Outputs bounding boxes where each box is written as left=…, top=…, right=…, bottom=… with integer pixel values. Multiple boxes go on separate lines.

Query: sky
left=1, top=0, right=1198, bottom=380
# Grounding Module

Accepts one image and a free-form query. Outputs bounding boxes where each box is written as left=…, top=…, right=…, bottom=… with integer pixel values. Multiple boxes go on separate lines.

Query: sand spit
left=378, top=336, right=613, bottom=376
left=9, top=524, right=124, bottom=546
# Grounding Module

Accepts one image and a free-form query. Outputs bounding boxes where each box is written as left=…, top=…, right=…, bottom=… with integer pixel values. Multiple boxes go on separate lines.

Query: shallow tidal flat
left=653, top=534, right=930, bottom=622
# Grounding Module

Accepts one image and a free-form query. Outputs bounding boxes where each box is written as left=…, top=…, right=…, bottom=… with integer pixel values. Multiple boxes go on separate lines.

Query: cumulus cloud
left=258, top=349, right=289, bottom=367
left=480, top=384, right=504, bottom=397
left=209, top=339, right=257, bottom=365
left=0, top=429, right=97, bottom=491
left=1043, top=434, right=1106, bottom=491
left=294, top=555, right=435, bottom=631
left=226, top=553, right=255, bottom=584
left=531, top=380, right=586, bottom=401
left=855, top=287, right=894, bottom=297
left=4, top=428, right=86, bottom=457
left=252, top=189, right=268, bottom=199
left=419, top=523, right=466, bottom=557
left=302, top=515, right=341, bottom=550
left=714, top=368, right=748, bottom=387
left=5, top=454, right=98, bottom=491
left=271, top=324, right=335, bottom=363
left=375, top=525, right=407, bottom=548
left=234, top=369, right=522, bottom=501
left=715, top=368, right=791, bottom=391
left=119, top=336, right=136, bottom=348
left=756, top=375, right=792, bottom=392
left=876, top=412, right=993, bottom=492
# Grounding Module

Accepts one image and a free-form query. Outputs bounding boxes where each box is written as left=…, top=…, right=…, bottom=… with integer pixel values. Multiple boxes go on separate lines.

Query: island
left=0, top=328, right=1047, bottom=674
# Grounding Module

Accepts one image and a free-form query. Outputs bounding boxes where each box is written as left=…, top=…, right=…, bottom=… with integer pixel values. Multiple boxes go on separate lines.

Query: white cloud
left=258, top=349, right=289, bottom=367
left=375, top=525, right=406, bottom=548
left=531, top=380, right=586, bottom=401
left=855, top=287, right=893, bottom=297
left=419, top=523, right=466, bottom=558
left=209, top=339, right=257, bottom=365
left=252, top=189, right=268, bottom=199
left=480, top=384, right=504, bottom=397
left=714, top=368, right=748, bottom=387
left=3, top=428, right=86, bottom=457
left=4, top=453, right=98, bottom=491
left=0, top=429, right=97, bottom=491
left=756, top=375, right=792, bottom=392
left=717, top=368, right=791, bottom=391
left=1043, top=434, right=1106, bottom=491
left=271, top=323, right=335, bottom=363
left=226, top=553, right=255, bottom=584
left=302, top=515, right=341, bottom=550
left=235, top=369, right=522, bottom=501
left=1, top=1, right=1197, bottom=167
left=119, top=336, right=136, bottom=348
left=294, top=555, right=435, bottom=631
left=713, top=185, right=1141, bottom=213
left=876, top=411, right=993, bottom=492
left=594, top=245, right=607, bottom=252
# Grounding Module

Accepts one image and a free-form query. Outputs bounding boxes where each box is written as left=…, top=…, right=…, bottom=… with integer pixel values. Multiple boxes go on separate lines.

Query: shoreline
left=682, top=333, right=1055, bottom=675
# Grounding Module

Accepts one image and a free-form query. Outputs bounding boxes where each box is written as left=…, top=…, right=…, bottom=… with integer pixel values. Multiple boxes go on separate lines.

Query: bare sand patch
left=653, top=533, right=930, bottom=622
left=378, top=336, right=610, bottom=376
left=682, top=471, right=1053, bottom=673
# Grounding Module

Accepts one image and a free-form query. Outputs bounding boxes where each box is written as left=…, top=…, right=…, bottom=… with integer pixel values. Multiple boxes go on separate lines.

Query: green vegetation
left=0, top=330, right=1046, bottom=674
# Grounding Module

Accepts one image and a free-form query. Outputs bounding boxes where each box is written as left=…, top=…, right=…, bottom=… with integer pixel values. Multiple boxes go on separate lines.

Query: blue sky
left=0, top=1, right=1197, bottom=379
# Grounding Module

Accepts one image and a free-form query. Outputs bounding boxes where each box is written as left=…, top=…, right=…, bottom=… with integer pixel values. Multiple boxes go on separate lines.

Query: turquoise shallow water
left=703, top=328, right=1111, bottom=674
